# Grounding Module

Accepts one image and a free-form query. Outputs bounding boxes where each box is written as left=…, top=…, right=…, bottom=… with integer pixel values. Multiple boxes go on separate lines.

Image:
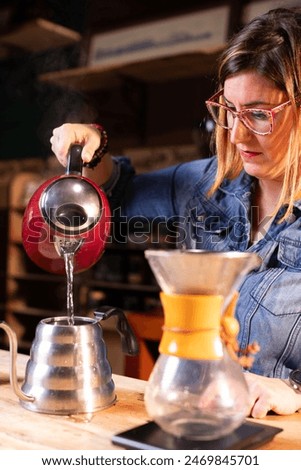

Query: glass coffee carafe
left=144, top=249, right=261, bottom=441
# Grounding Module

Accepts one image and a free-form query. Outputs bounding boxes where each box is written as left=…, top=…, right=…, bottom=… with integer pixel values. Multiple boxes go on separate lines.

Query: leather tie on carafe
left=159, top=292, right=224, bottom=360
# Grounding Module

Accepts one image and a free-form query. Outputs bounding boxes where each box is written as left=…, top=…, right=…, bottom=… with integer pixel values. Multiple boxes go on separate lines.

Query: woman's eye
left=248, top=110, right=269, bottom=121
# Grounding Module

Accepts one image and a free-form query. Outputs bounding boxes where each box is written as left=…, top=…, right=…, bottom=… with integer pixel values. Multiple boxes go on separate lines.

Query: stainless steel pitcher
left=0, top=307, right=138, bottom=415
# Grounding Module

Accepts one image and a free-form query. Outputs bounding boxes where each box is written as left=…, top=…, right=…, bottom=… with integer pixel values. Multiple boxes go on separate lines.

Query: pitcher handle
left=0, top=321, right=34, bottom=402
left=94, top=307, right=139, bottom=356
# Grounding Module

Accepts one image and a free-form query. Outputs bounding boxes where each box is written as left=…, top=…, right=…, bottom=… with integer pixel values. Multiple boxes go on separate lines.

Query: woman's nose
left=229, top=117, right=252, bottom=144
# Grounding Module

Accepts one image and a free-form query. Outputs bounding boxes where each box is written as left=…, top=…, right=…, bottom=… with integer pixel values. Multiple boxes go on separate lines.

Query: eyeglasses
left=205, top=89, right=292, bottom=136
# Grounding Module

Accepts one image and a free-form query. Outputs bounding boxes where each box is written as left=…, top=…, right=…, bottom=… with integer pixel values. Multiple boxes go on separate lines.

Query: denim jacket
left=106, top=155, right=301, bottom=378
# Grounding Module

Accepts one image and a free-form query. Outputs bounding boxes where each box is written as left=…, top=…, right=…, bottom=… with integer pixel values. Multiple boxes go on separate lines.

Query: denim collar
left=219, top=170, right=254, bottom=196
left=219, top=170, right=301, bottom=212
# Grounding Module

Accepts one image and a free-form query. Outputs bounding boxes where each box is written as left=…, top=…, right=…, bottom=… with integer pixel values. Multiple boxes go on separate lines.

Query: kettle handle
left=94, top=307, right=139, bottom=356
left=66, top=144, right=83, bottom=175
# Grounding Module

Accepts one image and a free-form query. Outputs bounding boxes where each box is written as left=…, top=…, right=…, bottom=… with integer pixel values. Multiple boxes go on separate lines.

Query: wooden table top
left=0, top=349, right=300, bottom=450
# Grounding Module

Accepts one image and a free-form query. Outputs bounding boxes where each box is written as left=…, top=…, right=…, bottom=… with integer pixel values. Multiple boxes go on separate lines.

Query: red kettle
left=22, top=145, right=111, bottom=274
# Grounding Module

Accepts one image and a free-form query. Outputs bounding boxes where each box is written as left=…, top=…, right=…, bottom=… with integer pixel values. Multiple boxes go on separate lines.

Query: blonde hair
left=209, top=7, right=301, bottom=221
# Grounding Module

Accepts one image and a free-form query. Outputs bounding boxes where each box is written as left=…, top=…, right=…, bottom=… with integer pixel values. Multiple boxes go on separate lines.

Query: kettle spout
left=54, top=236, right=83, bottom=257
left=0, top=321, right=34, bottom=402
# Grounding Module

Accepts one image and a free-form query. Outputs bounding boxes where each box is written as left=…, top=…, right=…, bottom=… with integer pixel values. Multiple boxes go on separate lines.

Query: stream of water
left=64, top=251, right=75, bottom=325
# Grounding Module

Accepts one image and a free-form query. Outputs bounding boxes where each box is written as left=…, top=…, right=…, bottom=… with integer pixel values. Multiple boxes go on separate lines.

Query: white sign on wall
left=89, top=6, right=230, bottom=68
left=243, top=0, right=301, bottom=23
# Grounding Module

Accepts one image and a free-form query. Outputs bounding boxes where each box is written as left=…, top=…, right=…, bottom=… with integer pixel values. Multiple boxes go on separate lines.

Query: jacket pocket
left=187, top=197, right=248, bottom=250
left=250, top=267, right=301, bottom=316
left=277, top=235, right=301, bottom=270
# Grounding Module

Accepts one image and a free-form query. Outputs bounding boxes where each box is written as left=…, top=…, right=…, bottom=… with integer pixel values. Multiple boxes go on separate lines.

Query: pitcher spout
left=0, top=321, right=34, bottom=402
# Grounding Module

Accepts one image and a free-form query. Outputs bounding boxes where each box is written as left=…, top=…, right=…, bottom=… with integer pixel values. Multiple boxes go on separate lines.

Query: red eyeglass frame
left=205, top=89, right=292, bottom=135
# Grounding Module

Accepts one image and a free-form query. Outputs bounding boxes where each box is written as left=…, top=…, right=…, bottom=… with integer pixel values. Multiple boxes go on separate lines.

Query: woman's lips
left=239, top=149, right=262, bottom=159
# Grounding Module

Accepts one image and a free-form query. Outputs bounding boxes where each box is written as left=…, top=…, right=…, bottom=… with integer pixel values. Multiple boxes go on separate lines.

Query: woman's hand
left=245, top=372, right=301, bottom=418
left=50, top=123, right=102, bottom=167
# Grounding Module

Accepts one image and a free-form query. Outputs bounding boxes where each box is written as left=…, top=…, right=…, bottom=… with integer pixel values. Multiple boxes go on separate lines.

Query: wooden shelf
left=8, top=273, right=69, bottom=283
left=85, top=279, right=159, bottom=293
left=5, top=299, right=66, bottom=317
left=38, top=50, right=222, bottom=91
left=0, top=18, right=81, bottom=53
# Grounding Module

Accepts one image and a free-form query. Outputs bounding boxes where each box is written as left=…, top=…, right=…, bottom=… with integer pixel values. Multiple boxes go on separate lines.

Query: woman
left=50, top=7, right=301, bottom=418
